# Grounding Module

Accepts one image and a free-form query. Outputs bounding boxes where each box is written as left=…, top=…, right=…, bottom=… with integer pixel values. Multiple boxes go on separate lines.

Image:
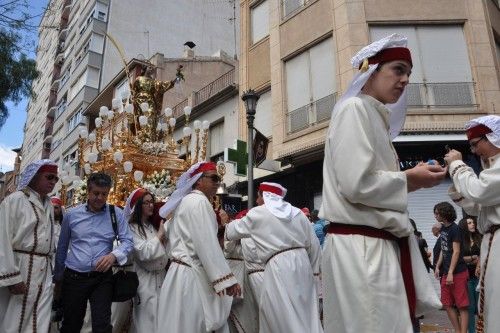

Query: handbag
left=109, top=205, right=139, bottom=302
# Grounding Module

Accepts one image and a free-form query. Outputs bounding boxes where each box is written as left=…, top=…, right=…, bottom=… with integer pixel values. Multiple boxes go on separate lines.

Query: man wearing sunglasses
left=157, top=161, right=240, bottom=333
left=0, top=159, right=59, bottom=333
left=445, top=115, right=500, bottom=332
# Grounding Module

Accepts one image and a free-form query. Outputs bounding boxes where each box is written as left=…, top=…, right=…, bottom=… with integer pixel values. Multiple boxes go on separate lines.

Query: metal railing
left=406, top=82, right=476, bottom=109
left=281, top=0, right=311, bottom=20
left=194, top=69, right=235, bottom=105
left=286, top=93, right=336, bottom=134
left=172, top=99, right=188, bottom=118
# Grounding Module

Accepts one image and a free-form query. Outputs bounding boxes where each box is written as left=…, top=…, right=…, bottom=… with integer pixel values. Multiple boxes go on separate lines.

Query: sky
left=0, top=0, right=49, bottom=172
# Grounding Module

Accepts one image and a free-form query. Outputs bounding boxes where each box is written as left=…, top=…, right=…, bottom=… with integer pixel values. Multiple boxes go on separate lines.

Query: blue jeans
left=468, top=276, right=479, bottom=333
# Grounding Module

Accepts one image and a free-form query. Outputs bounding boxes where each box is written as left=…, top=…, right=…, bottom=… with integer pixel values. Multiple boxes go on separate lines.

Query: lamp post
left=242, top=89, right=259, bottom=209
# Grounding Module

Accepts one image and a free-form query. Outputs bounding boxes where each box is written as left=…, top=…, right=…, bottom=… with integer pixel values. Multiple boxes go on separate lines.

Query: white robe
left=225, top=205, right=323, bottom=333
left=241, top=238, right=264, bottom=317
left=0, top=188, right=55, bottom=333
left=157, top=190, right=237, bottom=333
left=448, top=154, right=500, bottom=332
left=224, top=240, right=258, bottom=333
left=129, top=223, right=168, bottom=333
left=319, top=95, right=440, bottom=333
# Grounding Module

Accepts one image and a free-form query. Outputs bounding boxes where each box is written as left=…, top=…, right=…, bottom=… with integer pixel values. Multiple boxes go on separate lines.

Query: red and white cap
left=258, top=182, right=300, bottom=219
left=124, top=188, right=148, bottom=221
left=50, top=196, right=63, bottom=206
left=333, top=34, right=413, bottom=140
left=17, top=159, right=58, bottom=190
left=466, top=115, right=500, bottom=148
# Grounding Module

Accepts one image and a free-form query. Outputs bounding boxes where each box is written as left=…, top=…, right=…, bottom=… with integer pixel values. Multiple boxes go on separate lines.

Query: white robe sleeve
left=187, top=198, right=237, bottom=293
left=224, top=215, right=252, bottom=242
left=330, top=100, right=407, bottom=212
left=306, top=223, right=321, bottom=275
left=0, top=194, right=23, bottom=287
left=449, top=160, right=500, bottom=207
left=448, top=184, right=480, bottom=216
left=131, top=227, right=165, bottom=263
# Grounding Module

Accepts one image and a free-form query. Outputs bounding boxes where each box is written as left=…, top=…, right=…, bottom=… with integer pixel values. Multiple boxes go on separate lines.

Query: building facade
left=238, top=0, right=500, bottom=238
left=22, top=0, right=239, bottom=173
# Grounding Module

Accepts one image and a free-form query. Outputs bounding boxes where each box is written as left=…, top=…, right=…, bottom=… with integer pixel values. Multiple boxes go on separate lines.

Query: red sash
left=327, top=223, right=416, bottom=320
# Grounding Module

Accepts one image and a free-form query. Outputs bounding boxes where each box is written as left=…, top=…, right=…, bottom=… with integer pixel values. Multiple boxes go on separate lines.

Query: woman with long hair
left=125, top=188, right=168, bottom=333
left=458, top=216, right=482, bottom=333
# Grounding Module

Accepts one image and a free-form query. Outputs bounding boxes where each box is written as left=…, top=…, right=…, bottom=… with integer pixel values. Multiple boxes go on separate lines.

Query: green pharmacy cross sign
left=224, top=140, right=249, bottom=176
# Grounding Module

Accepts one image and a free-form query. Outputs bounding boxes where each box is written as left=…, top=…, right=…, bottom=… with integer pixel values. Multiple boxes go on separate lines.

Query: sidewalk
left=420, top=308, right=454, bottom=333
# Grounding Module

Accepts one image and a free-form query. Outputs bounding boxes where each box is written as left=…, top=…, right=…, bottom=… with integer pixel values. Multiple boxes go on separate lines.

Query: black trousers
left=60, top=268, right=113, bottom=333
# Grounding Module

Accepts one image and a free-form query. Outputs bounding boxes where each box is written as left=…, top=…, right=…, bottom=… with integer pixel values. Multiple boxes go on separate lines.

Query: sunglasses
left=202, top=174, right=221, bottom=183
left=45, top=174, right=60, bottom=182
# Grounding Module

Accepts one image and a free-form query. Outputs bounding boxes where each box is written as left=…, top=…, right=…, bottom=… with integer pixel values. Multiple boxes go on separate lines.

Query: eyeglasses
left=202, top=174, right=221, bottom=183
left=45, top=174, right=60, bottom=182
left=469, top=137, right=485, bottom=151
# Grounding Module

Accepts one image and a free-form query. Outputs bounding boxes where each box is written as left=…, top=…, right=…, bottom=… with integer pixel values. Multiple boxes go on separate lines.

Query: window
left=97, top=11, right=106, bottom=21
left=59, top=64, right=72, bottom=89
left=114, top=78, right=130, bottom=102
left=285, top=37, right=336, bottom=134
left=281, top=0, right=310, bottom=19
left=370, top=25, right=474, bottom=109
left=68, top=71, right=87, bottom=101
left=251, top=1, right=269, bottom=44
left=254, top=91, right=272, bottom=137
left=208, top=121, right=224, bottom=158
left=67, top=108, right=84, bottom=133
left=56, top=98, right=67, bottom=119
left=95, top=2, right=108, bottom=22
left=89, top=33, right=104, bottom=54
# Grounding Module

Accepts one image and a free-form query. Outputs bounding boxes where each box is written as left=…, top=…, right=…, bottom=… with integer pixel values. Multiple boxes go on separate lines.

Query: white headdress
left=158, top=162, right=217, bottom=218
left=333, top=33, right=412, bottom=139
left=258, top=182, right=300, bottom=220
left=466, top=115, right=500, bottom=148
left=17, top=159, right=58, bottom=190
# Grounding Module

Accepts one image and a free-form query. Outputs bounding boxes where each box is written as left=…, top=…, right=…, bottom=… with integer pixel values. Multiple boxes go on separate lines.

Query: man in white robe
left=445, top=115, right=500, bottom=332
left=225, top=182, right=323, bottom=333
left=320, top=34, right=447, bottom=333
left=157, top=162, right=240, bottom=333
left=0, top=159, right=58, bottom=333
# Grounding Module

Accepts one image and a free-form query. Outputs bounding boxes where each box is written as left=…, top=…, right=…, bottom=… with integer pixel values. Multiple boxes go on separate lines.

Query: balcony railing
left=406, top=82, right=476, bottom=109
left=194, top=69, right=235, bottom=105
left=172, top=99, right=188, bottom=118
left=286, top=93, right=336, bottom=134
left=281, top=0, right=311, bottom=20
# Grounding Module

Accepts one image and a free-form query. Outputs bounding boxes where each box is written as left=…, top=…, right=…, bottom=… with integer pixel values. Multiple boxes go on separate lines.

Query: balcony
left=407, top=82, right=477, bottom=112
left=286, top=93, right=336, bottom=134
left=48, top=106, right=57, bottom=118
left=194, top=69, right=236, bottom=105
left=51, top=78, right=61, bottom=91
left=44, top=120, right=54, bottom=139
left=173, top=99, right=188, bottom=118
left=58, top=27, right=68, bottom=42
left=281, top=0, right=312, bottom=20
left=55, top=52, right=64, bottom=65
left=61, top=1, right=72, bottom=20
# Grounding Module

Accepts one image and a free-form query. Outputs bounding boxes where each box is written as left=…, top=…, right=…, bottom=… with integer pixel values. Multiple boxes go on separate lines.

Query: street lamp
left=242, top=89, right=259, bottom=209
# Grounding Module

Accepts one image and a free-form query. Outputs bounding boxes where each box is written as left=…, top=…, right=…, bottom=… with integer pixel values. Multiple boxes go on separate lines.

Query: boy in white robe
left=445, top=115, right=500, bottom=332
left=320, top=34, right=447, bottom=333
